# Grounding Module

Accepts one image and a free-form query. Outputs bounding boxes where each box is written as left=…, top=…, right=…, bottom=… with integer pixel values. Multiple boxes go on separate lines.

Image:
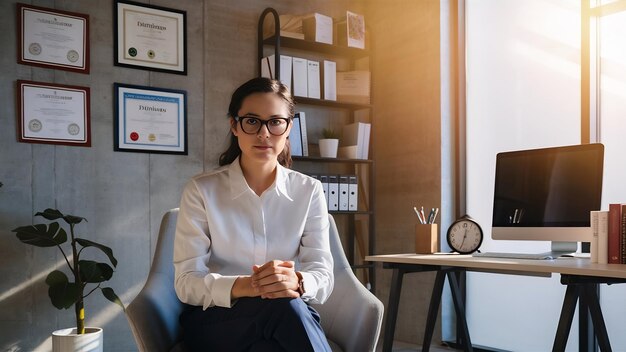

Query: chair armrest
left=314, top=268, right=384, bottom=352
left=126, top=273, right=185, bottom=352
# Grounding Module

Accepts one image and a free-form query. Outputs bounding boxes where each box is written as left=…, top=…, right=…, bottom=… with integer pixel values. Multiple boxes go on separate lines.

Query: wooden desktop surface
left=366, top=253, right=626, bottom=279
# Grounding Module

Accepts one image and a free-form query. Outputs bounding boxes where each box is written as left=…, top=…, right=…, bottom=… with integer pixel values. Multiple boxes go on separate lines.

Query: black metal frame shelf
left=294, top=96, right=371, bottom=110
left=263, top=35, right=369, bottom=58
left=292, top=156, right=373, bottom=164
left=258, top=7, right=376, bottom=292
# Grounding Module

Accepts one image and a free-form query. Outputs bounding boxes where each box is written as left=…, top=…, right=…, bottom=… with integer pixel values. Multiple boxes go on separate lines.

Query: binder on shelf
left=307, top=60, right=321, bottom=99
left=261, top=54, right=292, bottom=91
left=362, top=123, right=371, bottom=159
left=295, top=112, right=308, bottom=156
left=339, top=175, right=349, bottom=211
left=328, top=175, right=339, bottom=211
left=348, top=175, right=358, bottom=211
left=323, top=60, right=337, bottom=101
left=292, top=57, right=308, bottom=97
left=319, top=175, right=329, bottom=207
left=289, top=114, right=304, bottom=156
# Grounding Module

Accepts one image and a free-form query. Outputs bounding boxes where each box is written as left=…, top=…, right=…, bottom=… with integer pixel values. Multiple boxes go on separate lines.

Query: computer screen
left=491, top=143, right=604, bottom=243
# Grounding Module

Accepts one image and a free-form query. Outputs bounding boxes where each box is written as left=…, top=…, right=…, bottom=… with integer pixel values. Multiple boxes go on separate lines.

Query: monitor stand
left=540, top=241, right=578, bottom=258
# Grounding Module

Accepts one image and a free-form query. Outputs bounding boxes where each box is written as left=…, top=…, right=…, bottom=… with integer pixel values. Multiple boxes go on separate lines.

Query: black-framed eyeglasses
left=235, top=116, right=291, bottom=136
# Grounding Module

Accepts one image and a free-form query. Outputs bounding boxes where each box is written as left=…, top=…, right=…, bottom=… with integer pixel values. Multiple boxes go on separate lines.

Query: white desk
left=366, top=254, right=626, bottom=352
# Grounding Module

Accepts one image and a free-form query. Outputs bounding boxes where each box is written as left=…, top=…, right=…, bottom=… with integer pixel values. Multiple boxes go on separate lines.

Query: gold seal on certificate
left=115, top=1, right=186, bottom=74
left=29, top=119, right=43, bottom=132
left=114, top=83, right=187, bottom=154
left=29, top=43, right=42, bottom=55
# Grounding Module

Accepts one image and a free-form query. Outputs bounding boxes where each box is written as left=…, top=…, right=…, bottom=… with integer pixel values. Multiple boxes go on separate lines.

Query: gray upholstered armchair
left=126, top=208, right=383, bottom=352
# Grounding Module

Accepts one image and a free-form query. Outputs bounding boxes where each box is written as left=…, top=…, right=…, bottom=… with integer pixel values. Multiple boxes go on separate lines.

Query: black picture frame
left=114, top=0, right=187, bottom=75
left=114, top=83, right=188, bottom=155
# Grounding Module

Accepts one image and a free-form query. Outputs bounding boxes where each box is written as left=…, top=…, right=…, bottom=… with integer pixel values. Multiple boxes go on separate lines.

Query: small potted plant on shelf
left=319, top=128, right=340, bottom=158
left=12, top=208, right=125, bottom=352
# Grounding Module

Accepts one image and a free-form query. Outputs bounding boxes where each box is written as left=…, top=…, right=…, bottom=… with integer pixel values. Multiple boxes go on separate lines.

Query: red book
left=607, top=203, right=622, bottom=264
left=621, top=204, right=626, bottom=264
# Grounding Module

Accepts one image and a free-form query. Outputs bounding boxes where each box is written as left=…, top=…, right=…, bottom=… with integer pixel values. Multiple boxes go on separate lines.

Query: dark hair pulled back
left=218, top=77, right=295, bottom=167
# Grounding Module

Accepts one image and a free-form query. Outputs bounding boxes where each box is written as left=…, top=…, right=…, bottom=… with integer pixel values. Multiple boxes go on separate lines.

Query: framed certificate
left=114, top=0, right=187, bottom=75
left=17, top=3, right=90, bottom=73
left=17, top=80, right=91, bottom=147
left=114, top=83, right=187, bottom=154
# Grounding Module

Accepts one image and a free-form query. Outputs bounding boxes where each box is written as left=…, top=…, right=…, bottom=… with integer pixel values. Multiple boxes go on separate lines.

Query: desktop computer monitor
left=491, top=143, right=604, bottom=249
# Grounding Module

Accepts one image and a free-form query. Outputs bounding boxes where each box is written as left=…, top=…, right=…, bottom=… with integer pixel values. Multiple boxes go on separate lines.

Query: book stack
left=341, top=122, right=371, bottom=159
left=590, top=204, right=626, bottom=264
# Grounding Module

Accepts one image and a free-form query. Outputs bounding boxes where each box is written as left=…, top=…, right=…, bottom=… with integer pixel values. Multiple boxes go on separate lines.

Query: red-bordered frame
left=17, top=3, right=90, bottom=74
left=17, top=80, right=91, bottom=147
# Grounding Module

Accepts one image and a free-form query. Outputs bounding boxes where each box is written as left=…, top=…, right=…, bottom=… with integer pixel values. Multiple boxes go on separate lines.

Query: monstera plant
left=12, top=208, right=124, bottom=335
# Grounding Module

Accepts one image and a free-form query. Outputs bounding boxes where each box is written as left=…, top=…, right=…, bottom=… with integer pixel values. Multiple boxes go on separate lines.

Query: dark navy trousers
left=180, top=297, right=332, bottom=352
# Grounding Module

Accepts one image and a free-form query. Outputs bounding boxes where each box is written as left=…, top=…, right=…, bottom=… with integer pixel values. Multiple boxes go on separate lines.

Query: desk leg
left=447, top=271, right=473, bottom=352
left=383, top=268, right=405, bottom=352
left=422, top=271, right=446, bottom=352
left=553, top=284, right=580, bottom=352
left=579, top=284, right=598, bottom=352
left=581, top=285, right=611, bottom=352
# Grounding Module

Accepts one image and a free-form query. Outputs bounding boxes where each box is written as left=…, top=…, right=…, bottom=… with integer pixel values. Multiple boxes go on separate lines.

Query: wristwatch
left=295, top=272, right=305, bottom=296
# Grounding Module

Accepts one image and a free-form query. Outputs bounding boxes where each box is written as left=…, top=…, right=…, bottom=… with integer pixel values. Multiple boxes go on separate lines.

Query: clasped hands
left=232, top=260, right=301, bottom=300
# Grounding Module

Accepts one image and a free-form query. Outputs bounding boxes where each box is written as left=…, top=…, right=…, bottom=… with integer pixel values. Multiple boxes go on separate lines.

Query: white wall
left=466, top=0, right=583, bottom=350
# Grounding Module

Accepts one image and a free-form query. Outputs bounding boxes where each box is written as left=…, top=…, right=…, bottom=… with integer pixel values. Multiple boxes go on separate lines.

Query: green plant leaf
left=63, top=215, right=86, bottom=225
left=79, top=260, right=113, bottom=283
left=75, top=238, right=118, bottom=267
left=101, top=287, right=125, bottom=311
left=35, top=208, right=65, bottom=220
left=35, top=209, right=86, bottom=225
left=12, top=222, right=67, bottom=247
left=45, top=271, right=80, bottom=309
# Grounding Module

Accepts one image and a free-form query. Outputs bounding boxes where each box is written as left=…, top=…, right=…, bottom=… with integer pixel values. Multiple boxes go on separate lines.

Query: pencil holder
left=415, top=224, right=438, bottom=254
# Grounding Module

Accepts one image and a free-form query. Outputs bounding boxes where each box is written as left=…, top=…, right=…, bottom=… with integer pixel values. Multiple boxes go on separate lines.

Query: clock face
left=447, top=218, right=483, bottom=254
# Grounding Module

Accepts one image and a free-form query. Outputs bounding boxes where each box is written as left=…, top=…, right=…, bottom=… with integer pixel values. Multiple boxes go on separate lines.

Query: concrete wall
left=366, top=0, right=442, bottom=345
left=0, top=0, right=360, bottom=351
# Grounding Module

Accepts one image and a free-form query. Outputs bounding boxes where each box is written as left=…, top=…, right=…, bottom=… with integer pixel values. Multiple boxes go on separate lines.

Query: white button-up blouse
left=173, top=158, right=334, bottom=309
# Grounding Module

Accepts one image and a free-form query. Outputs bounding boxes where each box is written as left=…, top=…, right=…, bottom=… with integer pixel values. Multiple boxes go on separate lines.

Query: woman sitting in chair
left=174, top=77, right=334, bottom=352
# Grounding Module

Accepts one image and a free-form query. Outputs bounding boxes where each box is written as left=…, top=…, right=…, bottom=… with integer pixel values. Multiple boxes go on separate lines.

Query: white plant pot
left=319, top=139, right=339, bottom=158
left=52, top=327, right=103, bottom=352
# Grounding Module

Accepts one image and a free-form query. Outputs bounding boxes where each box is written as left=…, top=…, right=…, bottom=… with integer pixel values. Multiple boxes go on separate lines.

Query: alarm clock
left=446, top=215, right=483, bottom=254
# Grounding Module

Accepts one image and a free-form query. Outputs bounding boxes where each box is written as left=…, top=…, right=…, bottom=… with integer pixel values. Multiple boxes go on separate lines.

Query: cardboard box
left=336, top=70, right=370, bottom=104
left=303, top=13, right=333, bottom=44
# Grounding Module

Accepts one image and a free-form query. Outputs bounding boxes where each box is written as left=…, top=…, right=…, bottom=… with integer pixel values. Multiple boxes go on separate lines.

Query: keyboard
left=472, top=252, right=556, bottom=260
